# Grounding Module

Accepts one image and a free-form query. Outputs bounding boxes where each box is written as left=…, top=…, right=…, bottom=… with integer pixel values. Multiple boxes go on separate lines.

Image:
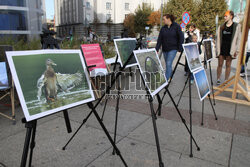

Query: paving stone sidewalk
left=0, top=54, right=250, bottom=167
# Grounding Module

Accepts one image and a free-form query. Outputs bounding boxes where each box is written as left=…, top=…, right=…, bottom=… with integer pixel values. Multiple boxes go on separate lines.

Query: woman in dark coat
left=156, top=14, right=184, bottom=80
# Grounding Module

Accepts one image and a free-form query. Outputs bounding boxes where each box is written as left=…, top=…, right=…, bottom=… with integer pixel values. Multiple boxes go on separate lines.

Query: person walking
left=216, top=10, right=241, bottom=85
left=240, top=30, right=250, bottom=77
left=156, top=14, right=184, bottom=80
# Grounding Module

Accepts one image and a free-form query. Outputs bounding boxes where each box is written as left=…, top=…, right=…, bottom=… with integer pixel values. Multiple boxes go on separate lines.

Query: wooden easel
left=213, top=0, right=250, bottom=106
left=0, top=79, right=15, bottom=124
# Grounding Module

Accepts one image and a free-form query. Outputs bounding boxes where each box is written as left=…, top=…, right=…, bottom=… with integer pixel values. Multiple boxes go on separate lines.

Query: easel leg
left=28, top=120, right=37, bottom=167
left=177, top=75, right=189, bottom=107
left=112, top=80, right=121, bottom=155
left=63, top=110, right=72, bottom=133
left=20, top=119, right=37, bottom=167
left=11, top=84, right=16, bottom=125
left=209, top=62, right=216, bottom=105
left=208, top=94, right=218, bottom=120
left=166, top=89, right=200, bottom=150
left=156, top=94, right=162, bottom=116
left=101, top=97, right=108, bottom=121
left=148, top=96, right=164, bottom=167
left=201, top=100, right=204, bottom=126
left=87, top=103, right=128, bottom=167
left=161, top=51, right=183, bottom=101
left=189, top=75, right=193, bottom=157
left=62, top=110, right=93, bottom=150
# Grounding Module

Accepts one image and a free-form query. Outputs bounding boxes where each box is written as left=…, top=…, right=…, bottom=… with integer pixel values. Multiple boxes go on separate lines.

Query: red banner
left=81, top=44, right=108, bottom=77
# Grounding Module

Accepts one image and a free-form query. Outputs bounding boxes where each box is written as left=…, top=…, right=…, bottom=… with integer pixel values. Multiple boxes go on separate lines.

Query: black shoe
left=216, top=79, right=221, bottom=85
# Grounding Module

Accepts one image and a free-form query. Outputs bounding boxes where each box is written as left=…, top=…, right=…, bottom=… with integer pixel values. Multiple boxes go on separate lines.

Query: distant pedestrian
left=184, top=23, right=200, bottom=76
left=216, top=10, right=241, bottom=85
left=156, top=14, right=184, bottom=80
left=240, top=30, right=250, bottom=77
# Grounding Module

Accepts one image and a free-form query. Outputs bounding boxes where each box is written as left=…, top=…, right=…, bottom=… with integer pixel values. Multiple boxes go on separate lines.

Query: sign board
left=180, top=22, right=186, bottom=29
left=81, top=44, right=108, bottom=77
left=182, top=12, right=190, bottom=25
left=145, top=26, right=150, bottom=30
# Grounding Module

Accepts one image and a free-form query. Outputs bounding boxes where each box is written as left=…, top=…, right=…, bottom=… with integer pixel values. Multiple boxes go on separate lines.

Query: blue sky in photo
left=194, top=69, right=210, bottom=99
left=45, top=0, right=54, bottom=19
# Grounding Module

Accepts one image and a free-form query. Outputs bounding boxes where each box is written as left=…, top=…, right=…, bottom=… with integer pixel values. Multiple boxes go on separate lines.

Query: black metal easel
left=147, top=91, right=164, bottom=167
left=20, top=35, right=125, bottom=167
left=62, top=43, right=166, bottom=167
left=159, top=51, right=184, bottom=110
left=203, top=60, right=216, bottom=105
left=20, top=109, right=72, bottom=167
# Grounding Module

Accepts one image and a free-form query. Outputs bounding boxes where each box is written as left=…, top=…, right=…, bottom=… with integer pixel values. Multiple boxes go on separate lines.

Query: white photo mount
left=203, top=39, right=213, bottom=63
left=114, top=38, right=138, bottom=68
left=133, top=48, right=168, bottom=97
left=193, top=68, right=211, bottom=101
left=183, top=42, right=203, bottom=73
left=6, top=49, right=95, bottom=121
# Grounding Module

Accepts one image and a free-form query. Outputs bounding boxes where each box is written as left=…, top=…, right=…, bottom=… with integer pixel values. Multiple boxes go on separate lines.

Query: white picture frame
left=6, top=49, right=95, bottom=121
left=203, top=39, right=213, bottom=62
left=183, top=43, right=203, bottom=72
left=114, top=38, right=138, bottom=68
left=133, top=48, right=168, bottom=97
left=193, top=68, right=211, bottom=101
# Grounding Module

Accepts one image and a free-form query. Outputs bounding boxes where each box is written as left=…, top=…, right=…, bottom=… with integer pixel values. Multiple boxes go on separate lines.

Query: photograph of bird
left=43, top=59, right=58, bottom=102
left=37, top=59, right=83, bottom=102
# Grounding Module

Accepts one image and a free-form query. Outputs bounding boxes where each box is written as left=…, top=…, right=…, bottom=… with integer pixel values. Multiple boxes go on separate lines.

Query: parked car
left=146, top=36, right=158, bottom=48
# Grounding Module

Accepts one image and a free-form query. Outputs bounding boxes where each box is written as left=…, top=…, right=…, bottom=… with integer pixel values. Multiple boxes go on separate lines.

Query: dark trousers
left=240, top=52, right=250, bottom=73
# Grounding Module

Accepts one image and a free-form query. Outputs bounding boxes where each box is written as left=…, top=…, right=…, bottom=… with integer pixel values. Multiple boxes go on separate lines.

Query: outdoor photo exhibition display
left=6, top=49, right=95, bottom=121
left=193, top=68, right=211, bottom=101
left=183, top=43, right=203, bottom=73
left=203, top=39, right=213, bottom=62
left=133, top=48, right=168, bottom=97
left=0, top=62, right=9, bottom=89
left=114, top=38, right=138, bottom=68
left=81, top=44, right=108, bottom=77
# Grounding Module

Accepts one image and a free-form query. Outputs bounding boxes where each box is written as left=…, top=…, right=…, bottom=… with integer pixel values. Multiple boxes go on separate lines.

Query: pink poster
left=81, top=44, right=108, bottom=77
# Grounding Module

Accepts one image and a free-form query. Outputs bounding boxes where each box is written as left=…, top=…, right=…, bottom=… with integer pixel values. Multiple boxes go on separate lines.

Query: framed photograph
left=6, top=49, right=95, bottom=121
left=0, top=62, right=9, bottom=90
left=193, top=68, right=210, bottom=101
left=81, top=44, right=108, bottom=77
left=114, top=38, right=137, bottom=68
left=183, top=43, right=203, bottom=72
left=133, top=48, right=168, bottom=97
left=203, top=39, right=213, bottom=62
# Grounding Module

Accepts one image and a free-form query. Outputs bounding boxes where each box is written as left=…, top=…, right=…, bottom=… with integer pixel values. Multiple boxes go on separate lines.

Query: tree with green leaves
left=195, top=0, right=228, bottom=34
left=134, top=3, right=154, bottom=35
left=164, top=0, right=228, bottom=34
left=124, top=14, right=136, bottom=37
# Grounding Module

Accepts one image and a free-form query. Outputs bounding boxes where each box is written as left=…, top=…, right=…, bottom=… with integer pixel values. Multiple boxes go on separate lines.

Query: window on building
left=106, top=14, right=111, bottom=21
left=37, top=13, right=41, bottom=31
left=86, top=2, right=90, bottom=9
left=106, top=2, right=111, bottom=10
left=86, top=13, right=90, bottom=22
left=125, top=3, right=129, bottom=11
left=0, top=10, right=27, bottom=30
left=0, top=0, right=26, bottom=6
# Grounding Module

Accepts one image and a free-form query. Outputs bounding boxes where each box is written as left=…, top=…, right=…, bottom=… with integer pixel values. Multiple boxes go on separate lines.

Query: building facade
left=55, top=0, right=167, bottom=37
left=0, top=0, right=45, bottom=40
